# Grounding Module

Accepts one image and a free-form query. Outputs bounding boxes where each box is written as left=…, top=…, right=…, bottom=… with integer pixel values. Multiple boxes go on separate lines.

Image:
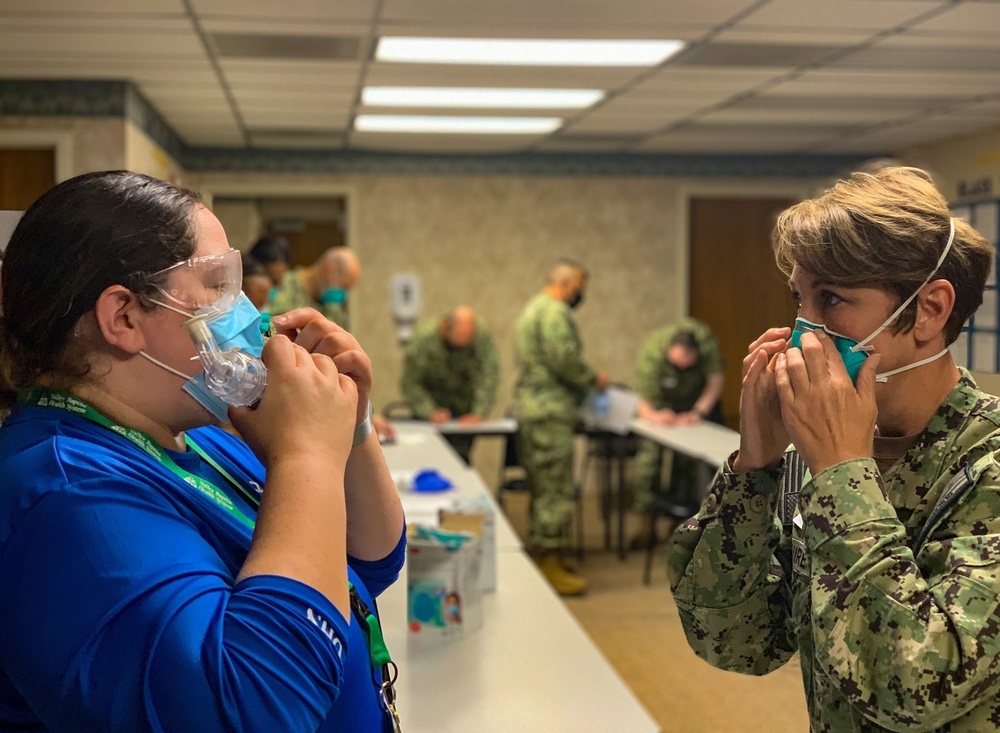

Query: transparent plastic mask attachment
left=184, top=315, right=267, bottom=407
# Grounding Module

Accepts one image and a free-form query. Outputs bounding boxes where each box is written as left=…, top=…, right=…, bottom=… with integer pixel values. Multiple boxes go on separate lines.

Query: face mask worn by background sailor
left=138, top=249, right=268, bottom=421
left=789, top=218, right=955, bottom=385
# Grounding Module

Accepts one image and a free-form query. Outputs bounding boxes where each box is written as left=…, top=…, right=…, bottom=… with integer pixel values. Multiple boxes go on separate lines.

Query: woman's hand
left=229, top=334, right=358, bottom=468
left=732, top=326, right=791, bottom=473
left=272, top=308, right=372, bottom=425
left=774, top=330, right=878, bottom=476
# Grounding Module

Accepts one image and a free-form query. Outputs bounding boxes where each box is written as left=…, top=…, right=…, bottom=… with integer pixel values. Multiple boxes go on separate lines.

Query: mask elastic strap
left=148, top=298, right=196, bottom=321
left=874, top=348, right=950, bottom=383
left=852, top=218, right=955, bottom=353
left=139, top=350, right=191, bottom=381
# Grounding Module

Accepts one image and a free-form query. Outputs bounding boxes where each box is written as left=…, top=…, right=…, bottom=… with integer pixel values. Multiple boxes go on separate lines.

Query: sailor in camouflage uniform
left=400, top=306, right=500, bottom=462
left=514, top=259, right=608, bottom=595
left=270, top=247, right=360, bottom=330
left=632, top=318, right=725, bottom=526
left=668, top=167, right=1000, bottom=732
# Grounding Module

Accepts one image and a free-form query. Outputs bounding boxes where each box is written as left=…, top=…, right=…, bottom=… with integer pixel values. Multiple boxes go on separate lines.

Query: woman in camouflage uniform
left=669, top=167, right=1000, bottom=732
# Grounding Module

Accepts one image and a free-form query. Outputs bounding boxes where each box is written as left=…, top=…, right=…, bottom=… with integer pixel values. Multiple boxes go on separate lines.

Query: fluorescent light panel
left=362, top=87, right=604, bottom=109
left=354, top=115, right=562, bottom=134
left=376, top=37, right=684, bottom=67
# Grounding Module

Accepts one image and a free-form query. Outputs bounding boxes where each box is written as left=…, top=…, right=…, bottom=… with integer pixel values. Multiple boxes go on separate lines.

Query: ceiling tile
left=908, top=3, right=1000, bottom=34
left=631, top=66, right=786, bottom=93
left=191, top=0, right=375, bottom=20
left=834, top=45, right=1000, bottom=71
left=379, top=0, right=758, bottom=27
left=767, top=69, right=1000, bottom=97
left=633, top=126, right=829, bottom=153
left=535, top=136, right=635, bottom=152
left=736, top=0, right=942, bottom=31
left=0, top=29, right=204, bottom=57
left=374, top=19, right=713, bottom=41
left=696, top=106, right=903, bottom=126
left=349, top=129, right=546, bottom=152
left=0, top=0, right=185, bottom=12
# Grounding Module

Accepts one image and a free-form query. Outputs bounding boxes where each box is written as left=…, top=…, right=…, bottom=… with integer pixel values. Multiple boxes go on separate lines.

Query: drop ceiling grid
left=0, top=0, right=997, bottom=153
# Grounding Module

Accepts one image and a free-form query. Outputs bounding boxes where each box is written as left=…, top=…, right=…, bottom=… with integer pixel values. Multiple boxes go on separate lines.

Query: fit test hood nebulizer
left=185, top=316, right=267, bottom=407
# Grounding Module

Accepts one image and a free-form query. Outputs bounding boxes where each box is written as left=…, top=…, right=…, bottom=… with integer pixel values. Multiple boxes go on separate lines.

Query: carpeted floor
left=501, top=489, right=809, bottom=733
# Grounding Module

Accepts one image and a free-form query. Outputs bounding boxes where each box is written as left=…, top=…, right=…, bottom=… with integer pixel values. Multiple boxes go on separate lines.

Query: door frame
left=674, top=179, right=815, bottom=318
left=0, top=129, right=74, bottom=183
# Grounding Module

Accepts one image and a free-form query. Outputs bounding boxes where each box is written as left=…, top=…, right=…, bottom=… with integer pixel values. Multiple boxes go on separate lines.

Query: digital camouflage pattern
left=269, top=267, right=348, bottom=329
left=513, top=293, right=596, bottom=423
left=668, top=370, right=1000, bottom=732
left=400, top=318, right=500, bottom=420
left=518, top=419, right=576, bottom=550
left=514, top=292, right=596, bottom=550
left=633, top=319, right=724, bottom=512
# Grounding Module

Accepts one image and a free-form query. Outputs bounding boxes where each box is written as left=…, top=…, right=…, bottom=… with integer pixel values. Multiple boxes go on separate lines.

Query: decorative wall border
left=1, top=80, right=872, bottom=178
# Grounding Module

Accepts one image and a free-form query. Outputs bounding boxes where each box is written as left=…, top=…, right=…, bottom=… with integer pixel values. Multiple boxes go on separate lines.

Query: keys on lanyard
left=349, top=583, right=401, bottom=731
left=380, top=661, right=402, bottom=732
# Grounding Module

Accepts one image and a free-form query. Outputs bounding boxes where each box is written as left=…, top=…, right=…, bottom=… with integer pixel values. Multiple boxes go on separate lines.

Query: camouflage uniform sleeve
left=400, top=336, right=437, bottom=419
left=538, top=306, right=596, bottom=396
left=471, top=331, right=500, bottom=417
left=634, top=331, right=664, bottom=402
left=801, top=456, right=1000, bottom=730
left=668, top=456, right=797, bottom=675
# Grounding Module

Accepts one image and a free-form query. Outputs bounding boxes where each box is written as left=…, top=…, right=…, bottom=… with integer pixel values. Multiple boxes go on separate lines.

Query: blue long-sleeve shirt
left=0, top=404, right=405, bottom=732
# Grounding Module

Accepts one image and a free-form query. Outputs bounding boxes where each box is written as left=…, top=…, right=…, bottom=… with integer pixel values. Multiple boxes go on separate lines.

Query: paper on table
left=579, top=386, right=639, bottom=435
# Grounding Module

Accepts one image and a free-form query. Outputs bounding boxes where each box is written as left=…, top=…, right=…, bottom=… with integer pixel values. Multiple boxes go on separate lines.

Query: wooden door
left=689, top=197, right=799, bottom=430
left=0, top=149, right=56, bottom=210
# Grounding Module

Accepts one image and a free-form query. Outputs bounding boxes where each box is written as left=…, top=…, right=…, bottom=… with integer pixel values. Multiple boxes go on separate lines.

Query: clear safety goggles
left=151, top=248, right=242, bottom=316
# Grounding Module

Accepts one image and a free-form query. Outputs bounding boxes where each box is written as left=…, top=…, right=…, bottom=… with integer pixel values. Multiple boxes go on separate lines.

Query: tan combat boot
left=537, top=550, right=588, bottom=596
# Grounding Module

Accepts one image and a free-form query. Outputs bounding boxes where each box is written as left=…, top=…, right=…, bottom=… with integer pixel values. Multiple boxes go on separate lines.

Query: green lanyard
left=19, top=388, right=255, bottom=527
left=18, top=388, right=397, bottom=702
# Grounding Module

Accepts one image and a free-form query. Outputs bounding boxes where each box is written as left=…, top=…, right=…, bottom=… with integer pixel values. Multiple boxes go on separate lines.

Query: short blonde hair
left=774, top=166, right=994, bottom=343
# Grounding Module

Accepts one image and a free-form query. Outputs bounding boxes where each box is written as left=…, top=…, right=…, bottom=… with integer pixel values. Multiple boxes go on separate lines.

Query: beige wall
left=904, top=124, right=1000, bottom=203
left=193, top=172, right=695, bottom=415
left=213, top=199, right=262, bottom=252
left=124, top=122, right=184, bottom=183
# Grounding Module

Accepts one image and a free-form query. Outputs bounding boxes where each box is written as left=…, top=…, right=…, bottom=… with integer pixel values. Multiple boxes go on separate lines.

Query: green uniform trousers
left=518, top=419, right=575, bottom=550
left=633, top=440, right=701, bottom=513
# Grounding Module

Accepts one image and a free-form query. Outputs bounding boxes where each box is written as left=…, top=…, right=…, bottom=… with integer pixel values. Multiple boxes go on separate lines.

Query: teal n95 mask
left=790, top=218, right=955, bottom=385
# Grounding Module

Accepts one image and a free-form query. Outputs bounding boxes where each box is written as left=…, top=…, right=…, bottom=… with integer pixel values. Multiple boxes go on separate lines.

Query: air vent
left=212, top=33, right=362, bottom=61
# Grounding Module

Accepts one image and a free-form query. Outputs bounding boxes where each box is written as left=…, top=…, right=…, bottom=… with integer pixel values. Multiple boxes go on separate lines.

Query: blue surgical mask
left=206, top=292, right=265, bottom=357
left=790, top=218, right=955, bottom=384
left=142, top=292, right=268, bottom=419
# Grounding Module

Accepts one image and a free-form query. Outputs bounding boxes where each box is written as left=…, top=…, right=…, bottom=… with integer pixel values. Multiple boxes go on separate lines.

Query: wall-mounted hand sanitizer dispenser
left=390, top=273, right=422, bottom=344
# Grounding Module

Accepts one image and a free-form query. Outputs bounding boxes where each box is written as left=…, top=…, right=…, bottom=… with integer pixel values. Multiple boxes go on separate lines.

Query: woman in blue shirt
left=0, top=171, right=405, bottom=732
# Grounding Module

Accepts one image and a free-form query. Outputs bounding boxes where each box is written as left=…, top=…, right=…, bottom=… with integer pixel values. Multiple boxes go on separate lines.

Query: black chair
left=575, top=424, right=640, bottom=561
left=642, top=490, right=700, bottom=585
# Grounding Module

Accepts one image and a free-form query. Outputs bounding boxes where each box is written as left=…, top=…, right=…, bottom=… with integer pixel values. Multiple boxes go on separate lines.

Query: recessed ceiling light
left=376, top=37, right=684, bottom=67
left=361, top=87, right=604, bottom=109
left=354, top=115, right=562, bottom=134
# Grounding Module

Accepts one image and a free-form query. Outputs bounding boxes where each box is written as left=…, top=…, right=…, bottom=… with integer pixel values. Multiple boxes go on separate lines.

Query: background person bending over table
left=400, top=305, right=500, bottom=463
left=669, top=166, right=1000, bottom=732
left=631, top=318, right=724, bottom=546
left=0, top=171, right=405, bottom=732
